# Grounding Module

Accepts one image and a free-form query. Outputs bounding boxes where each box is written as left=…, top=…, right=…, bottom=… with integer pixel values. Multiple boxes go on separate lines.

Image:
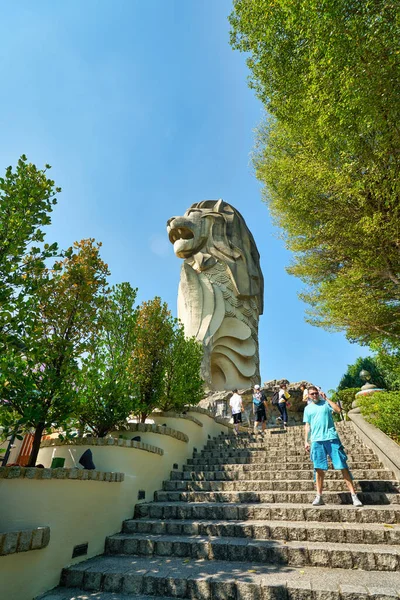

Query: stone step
left=59, top=555, right=400, bottom=598
left=183, top=460, right=382, bottom=471
left=206, top=436, right=363, bottom=447
left=195, top=451, right=375, bottom=461
left=215, top=430, right=359, bottom=438
left=187, top=454, right=375, bottom=465
left=135, top=501, right=400, bottom=524
left=153, top=490, right=400, bottom=505
left=105, top=532, right=400, bottom=572
left=202, top=444, right=372, bottom=454
left=202, top=445, right=368, bottom=455
left=171, top=468, right=395, bottom=481
left=163, top=479, right=399, bottom=493
left=39, top=591, right=174, bottom=600
left=123, top=518, right=400, bottom=545
left=216, top=430, right=357, bottom=442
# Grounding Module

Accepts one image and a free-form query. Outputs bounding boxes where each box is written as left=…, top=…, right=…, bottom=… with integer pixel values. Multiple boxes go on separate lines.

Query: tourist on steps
left=229, top=389, right=244, bottom=435
left=300, top=382, right=311, bottom=405
left=277, top=382, right=290, bottom=428
left=252, top=384, right=268, bottom=434
left=303, top=385, right=363, bottom=507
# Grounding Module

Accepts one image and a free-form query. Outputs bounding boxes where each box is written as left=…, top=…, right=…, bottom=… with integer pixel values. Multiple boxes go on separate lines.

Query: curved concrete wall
left=0, top=410, right=230, bottom=600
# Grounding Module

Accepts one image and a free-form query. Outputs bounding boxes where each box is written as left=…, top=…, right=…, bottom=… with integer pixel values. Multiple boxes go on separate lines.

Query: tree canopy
left=373, top=343, right=400, bottom=391
left=78, top=282, right=138, bottom=437
left=0, top=156, right=60, bottom=347
left=337, top=355, right=387, bottom=391
left=0, top=157, right=205, bottom=466
left=229, top=0, right=400, bottom=346
left=129, top=297, right=204, bottom=422
left=158, top=323, right=204, bottom=413
left=0, top=238, right=110, bottom=465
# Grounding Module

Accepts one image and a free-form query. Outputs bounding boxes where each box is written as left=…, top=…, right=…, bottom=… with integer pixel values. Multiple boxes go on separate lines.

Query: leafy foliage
left=372, top=342, right=400, bottom=391
left=77, top=283, right=138, bottom=437
left=129, top=297, right=176, bottom=422
left=158, top=325, right=204, bottom=413
left=229, top=0, right=400, bottom=346
left=337, top=356, right=387, bottom=391
left=0, top=156, right=60, bottom=347
left=0, top=157, right=205, bottom=464
left=331, top=388, right=360, bottom=414
left=0, top=238, right=109, bottom=465
left=129, top=297, right=204, bottom=422
left=358, top=391, right=400, bottom=443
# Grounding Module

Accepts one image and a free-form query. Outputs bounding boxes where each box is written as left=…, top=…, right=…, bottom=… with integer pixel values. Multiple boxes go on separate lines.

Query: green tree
left=337, top=356, right=387, bottom=390
left=230, top=1, right=400, bottom=346
left=77, top=283, right=138, bottom=437
left=372, top=342, right=400, bottom=391
left=0, top=239, right=109, bottom=465
left=331, top=388, right=360, bottom=414
left=0, top=156, right=60, bottom=347
left=129, top=297, right=175, bottom=423
left=158, top=325, right=204, bottom=413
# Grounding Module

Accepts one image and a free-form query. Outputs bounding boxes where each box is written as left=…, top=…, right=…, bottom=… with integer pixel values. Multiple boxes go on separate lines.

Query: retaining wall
left=0, top=409, right=230, bottom=600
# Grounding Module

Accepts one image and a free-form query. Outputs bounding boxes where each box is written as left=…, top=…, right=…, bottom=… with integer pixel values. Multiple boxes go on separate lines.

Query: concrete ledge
left=151, top=411, right=203, bottom=427
left=113, top=422, right=188, bottom=443
left=187, top=406, right=235, bottom=429
left=41, top=437, right=163, bottom=456
left=0, top=526, right=50, bottom=556
left=0, top=467, right=124, bottom=482
left=348, top=409, right=400, bottom=480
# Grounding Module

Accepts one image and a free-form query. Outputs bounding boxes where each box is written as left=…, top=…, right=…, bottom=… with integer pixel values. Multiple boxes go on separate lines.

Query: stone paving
left=39, top=422, right=400, bottom=599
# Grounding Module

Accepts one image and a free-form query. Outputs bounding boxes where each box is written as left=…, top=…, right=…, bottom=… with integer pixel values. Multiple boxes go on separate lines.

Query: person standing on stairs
left=300, top=382, right=310, bottom=405
left=277, top=382, right=290, bottom=428
left=229, top=389, right=244, bottom=435
left=304, top=385, right=363, bottom=507
left=252, top=384, right=268, bottom=434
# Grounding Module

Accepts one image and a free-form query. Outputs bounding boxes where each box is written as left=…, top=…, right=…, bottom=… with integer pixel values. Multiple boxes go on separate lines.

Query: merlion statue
left=167, top=199, right=264, bottom=391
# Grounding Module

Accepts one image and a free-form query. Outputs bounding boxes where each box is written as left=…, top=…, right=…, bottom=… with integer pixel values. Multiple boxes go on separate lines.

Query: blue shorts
left=311, top=439, right=350, bottom=471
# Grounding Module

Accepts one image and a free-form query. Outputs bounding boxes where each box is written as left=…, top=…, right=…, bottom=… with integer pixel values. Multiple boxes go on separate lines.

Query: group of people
left=229, top=384, right=363, bottom=507
left=229, top=383, right=290, bottom=434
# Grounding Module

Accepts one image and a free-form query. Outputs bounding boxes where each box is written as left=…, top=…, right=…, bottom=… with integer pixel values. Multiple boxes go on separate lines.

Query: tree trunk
left=28, top=422, right=46, bottom=467
left=1, top=432, right=16, bottom=467
left=140, top=413, right=147, bottom=423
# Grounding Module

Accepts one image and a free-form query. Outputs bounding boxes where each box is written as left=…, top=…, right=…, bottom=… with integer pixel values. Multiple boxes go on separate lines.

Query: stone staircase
left=40, top=422, right=400, bottom=599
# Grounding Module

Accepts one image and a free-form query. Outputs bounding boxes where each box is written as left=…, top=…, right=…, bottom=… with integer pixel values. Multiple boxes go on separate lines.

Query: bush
left=331, top=388, right=360, bottom=414
left=357, top=392, right=400, bottom=444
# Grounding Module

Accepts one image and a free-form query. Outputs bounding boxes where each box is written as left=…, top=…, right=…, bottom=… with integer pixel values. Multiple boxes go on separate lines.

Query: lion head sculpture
left=167, top=199, right=264, bottom=391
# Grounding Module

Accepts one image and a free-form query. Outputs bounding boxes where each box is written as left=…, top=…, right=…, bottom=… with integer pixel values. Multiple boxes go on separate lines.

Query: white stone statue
left=167, top=199, right=264, bottom=391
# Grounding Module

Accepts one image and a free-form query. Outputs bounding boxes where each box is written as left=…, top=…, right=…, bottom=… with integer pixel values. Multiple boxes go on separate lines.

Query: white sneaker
left=276, top=416, right=283, bottom=422
left=352, top=494, right=363, bottom=507
left=312, top=495, right=325, bottom=506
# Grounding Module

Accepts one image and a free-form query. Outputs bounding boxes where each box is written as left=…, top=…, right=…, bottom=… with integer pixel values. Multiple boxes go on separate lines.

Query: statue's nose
left=166, top=217, right=177, bottom=228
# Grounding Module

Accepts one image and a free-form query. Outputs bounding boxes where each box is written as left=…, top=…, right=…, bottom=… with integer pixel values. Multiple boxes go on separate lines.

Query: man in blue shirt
left=304, top=386, right=363, bottom=507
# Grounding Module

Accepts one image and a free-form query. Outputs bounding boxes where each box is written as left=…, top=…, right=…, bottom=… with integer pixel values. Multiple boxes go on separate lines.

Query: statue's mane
left=189, top=199, right=264, bottom=314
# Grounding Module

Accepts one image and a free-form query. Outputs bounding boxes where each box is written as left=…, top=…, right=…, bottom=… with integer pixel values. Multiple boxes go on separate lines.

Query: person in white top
left=300, top=383, right=310, bottom=405
left=229, top=389, right=244, bottom=435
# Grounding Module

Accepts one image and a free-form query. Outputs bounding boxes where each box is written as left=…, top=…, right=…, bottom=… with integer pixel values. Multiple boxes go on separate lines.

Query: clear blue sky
left=0, top=1, right=368, bottom=392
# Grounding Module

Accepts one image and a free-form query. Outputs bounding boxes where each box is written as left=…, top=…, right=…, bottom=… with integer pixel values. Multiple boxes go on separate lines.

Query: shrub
left=357, top=392, right=400, bottom=444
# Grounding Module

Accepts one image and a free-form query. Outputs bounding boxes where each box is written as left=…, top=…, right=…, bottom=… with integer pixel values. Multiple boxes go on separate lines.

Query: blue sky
left=0, top=0, right=368, bottom=392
